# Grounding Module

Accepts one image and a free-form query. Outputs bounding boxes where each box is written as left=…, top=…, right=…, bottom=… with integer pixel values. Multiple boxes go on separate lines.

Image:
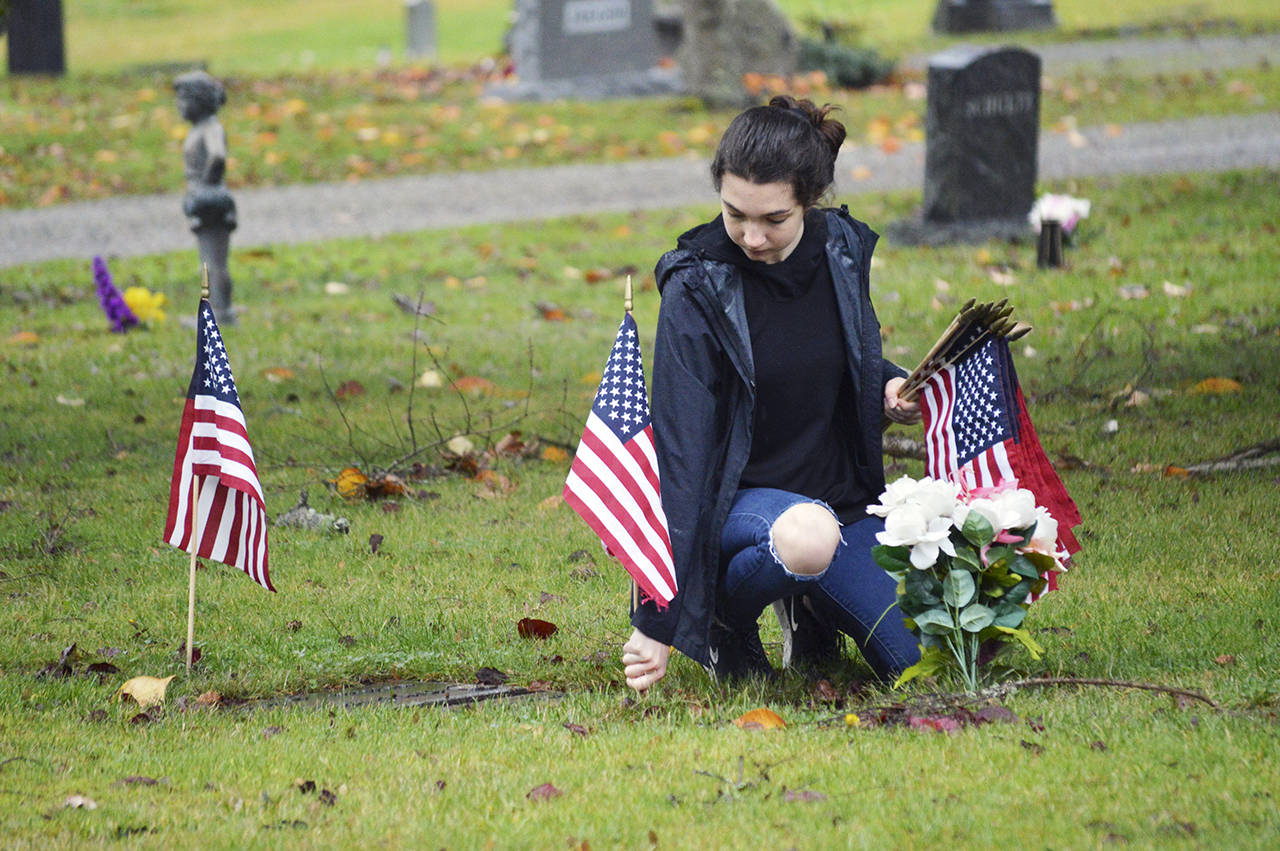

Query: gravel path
left=2, top=33, right=1279, bottom=270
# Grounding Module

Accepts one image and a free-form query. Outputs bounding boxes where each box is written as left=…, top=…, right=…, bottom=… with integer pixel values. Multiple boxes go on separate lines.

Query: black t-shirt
left=690, top=211, right=872, bottom=522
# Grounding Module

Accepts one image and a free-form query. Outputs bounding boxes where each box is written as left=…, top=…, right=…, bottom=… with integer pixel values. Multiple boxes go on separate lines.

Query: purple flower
left=92, top=256, right=139, bottom=333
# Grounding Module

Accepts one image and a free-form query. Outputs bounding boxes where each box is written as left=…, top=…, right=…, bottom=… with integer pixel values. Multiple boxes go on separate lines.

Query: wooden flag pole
left=186, top=475, right=200, bottom=673
left=624, top=275, right=641, bottom=615
left=186, top=268, right=211, bottom=673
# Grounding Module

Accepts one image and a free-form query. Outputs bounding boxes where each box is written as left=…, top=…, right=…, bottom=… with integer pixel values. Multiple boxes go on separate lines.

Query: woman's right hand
left=622, top=628, right=670, bottom=693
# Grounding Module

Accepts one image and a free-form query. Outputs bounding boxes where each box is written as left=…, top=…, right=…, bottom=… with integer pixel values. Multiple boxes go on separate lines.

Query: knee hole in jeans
left=771, top=502, right=841, bottom=577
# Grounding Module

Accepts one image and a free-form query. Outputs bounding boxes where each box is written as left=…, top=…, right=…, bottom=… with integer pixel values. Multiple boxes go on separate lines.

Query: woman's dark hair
left=710, top=95, right=846, bottom=208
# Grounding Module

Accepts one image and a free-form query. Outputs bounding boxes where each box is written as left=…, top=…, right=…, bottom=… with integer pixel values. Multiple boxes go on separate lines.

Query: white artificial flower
left=877, top=504, right=928, bottom=547
left=866, top=475, right=921, bottom=517
left=909, top=515, right=957, bottom=569
left=913, top=477, right=962, bottom=519
left=992, top=488, right=1039, bottom=531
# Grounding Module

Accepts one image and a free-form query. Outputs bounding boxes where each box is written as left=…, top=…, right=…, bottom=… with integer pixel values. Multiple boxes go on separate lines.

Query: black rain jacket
left=631, top=206, right=906, bottom=665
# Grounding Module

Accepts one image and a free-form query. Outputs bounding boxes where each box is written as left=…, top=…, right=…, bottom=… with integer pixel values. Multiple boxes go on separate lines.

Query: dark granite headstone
left=492, top=0, right=679, bottom=100
left=889, top=45, right=1041, bottom=245
left=6, top=0, right=67, bottom=76
left=933, top=0, right=1055, bottom=34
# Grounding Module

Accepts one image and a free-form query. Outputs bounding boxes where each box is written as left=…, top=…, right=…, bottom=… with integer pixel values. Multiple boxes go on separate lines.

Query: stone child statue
left=175, top=70, right=237, bottom=324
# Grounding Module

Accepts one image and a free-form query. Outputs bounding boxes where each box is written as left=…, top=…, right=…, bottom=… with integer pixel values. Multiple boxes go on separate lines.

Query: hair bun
left=768, top=95, right=846, bottom=158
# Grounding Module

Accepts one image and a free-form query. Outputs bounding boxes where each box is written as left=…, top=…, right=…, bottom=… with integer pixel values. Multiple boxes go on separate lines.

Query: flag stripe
left=920, top=334, right=1081, bottom=600
left=163, top=299, right=273, bottom=592
left=566, top=451, right=672, bottom=584
left=578, top=419, right=671, bottom=550
left=562, top=313, right=676, bottom=608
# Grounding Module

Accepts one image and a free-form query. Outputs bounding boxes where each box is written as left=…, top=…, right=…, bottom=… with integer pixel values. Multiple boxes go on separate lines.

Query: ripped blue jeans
left=719, top=487, right=920, bottom=680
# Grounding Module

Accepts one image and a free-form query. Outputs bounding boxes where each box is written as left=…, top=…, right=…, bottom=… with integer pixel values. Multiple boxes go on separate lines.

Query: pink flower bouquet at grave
left=1029, top=193, right=1091, bottom=237
left=92, top=256, right=139, bottom=333
left=868, top=476, right=1069, bottom=693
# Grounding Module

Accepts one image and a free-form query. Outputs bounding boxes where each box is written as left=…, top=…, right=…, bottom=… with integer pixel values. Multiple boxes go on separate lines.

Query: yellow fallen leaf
left=734, top=707, right=787, bottom=730
left=1188, top=377, right=1243, bottom=395
left=332, top=466, right=369, bottom=499
left=415, top=369, right=443, bottom=388
left=262, top=367, right=295, bottom=382
left=538, top=494, right=563, bottom=511
left=540, top=446, right=569, bottom=463
left=445, top=435, right=475, bottom=456
left=8, top=331, right=39, bottom=346
left=114, top=675, right=176, bottom=709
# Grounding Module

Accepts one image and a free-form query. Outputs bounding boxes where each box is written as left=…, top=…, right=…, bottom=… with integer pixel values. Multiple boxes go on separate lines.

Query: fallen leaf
left=1214, top=654, right=1236, bottom=666
left=369, top=534, right=384, bottom=554
left=56, top=394, right=86, bottom=407
left=811, top=679, right=840, bottom=702
left=333, top=466, right=369, bottom=499
left=538, top=494, right=563, bottom=511
left=908, top=715, right=961, bottom=733
left=1021, top=740, right=1046, bottom=755
left=319, top=788, right=337, bottom=806
left=1162, top=281, right=1190, bottom=297
left=527, top=782, right=562, bottom=800
left=365, top=473, right=407, bottom=497
left=734, top=707, right=786, bottom=730
left=196, top=691, right=223, bottom=706
left=324, top=281, right=350, bottom=295
left=113, top=775, right=158, bottom=787
left=475, top=469, right=515, bottom=499
left=536, top=302, right=568, bottom=321
left=114, top=675, right=176, bottom=709
left=415, top=369, right=443, bottom=388
left=562, top=722, right=588, bottom=737
left=541, top=446, right=569, bottom=463
left=64, top=795, right=98, bottom=810
left=518, top=618, right=558, bottom=639
left=335, top=380, right=365, bottom=399
left=1118, top=284, right=1149, bottom=300
left=475, top=667, right=508, bottom=685
left=782, top=788, right=827, bottom=802
left=262, top=367, right=295, bottom=382
left=1188, top=377, right=1242, bottom=395
left=8, top=331, right=39, bottom=346
left=450, top=376, right=496, bottom=395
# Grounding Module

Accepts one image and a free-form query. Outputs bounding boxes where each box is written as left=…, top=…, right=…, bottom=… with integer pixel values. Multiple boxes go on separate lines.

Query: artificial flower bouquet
left=1028, top=193, right=1091, bottom=239
left=868, top=476, right=1069, bottom=692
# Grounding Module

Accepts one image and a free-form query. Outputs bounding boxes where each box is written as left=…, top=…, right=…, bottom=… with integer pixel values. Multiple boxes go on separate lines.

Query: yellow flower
left=123, top=287, right=168, bottom=323
left=845, top=713, right=861, bottom=728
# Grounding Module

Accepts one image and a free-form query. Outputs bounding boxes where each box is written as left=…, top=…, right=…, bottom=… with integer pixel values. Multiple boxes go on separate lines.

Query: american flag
left=921, top=330, right=1081, bottom=577
left=563, top=313, right=676, bottom=608
left=163, top=299, right=273, bottom=591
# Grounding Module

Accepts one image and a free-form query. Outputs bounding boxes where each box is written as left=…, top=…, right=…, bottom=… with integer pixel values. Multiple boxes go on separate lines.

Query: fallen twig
left=984, top=676, right=1218, bottom=708
left=1180, top=439, right=1280, bottom=475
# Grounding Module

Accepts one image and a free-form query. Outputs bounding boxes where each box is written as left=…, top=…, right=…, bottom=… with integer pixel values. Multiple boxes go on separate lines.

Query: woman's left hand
left=883, top=377, right=921, bottom=425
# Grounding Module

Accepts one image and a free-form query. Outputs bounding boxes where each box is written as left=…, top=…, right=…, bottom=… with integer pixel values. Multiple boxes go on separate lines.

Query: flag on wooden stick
left=163, top=298, right=273, bottom=592
left=563, top=312, right=677, bottom=608
left=919, top=327, right=1081, bottom=593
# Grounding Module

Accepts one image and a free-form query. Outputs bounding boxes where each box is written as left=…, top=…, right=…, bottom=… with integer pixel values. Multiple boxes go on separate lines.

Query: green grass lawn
left=2, top=168, right=1278, bottom=846
left=3, top=0, right=1278, bottom=74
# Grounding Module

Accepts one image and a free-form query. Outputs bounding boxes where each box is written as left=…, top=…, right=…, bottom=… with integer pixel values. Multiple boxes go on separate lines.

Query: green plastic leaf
left=992, top=601, right=1028, bottom=628
left=893, top=645, right=948, bottom=689
left=952, top=545, right=982, bottom=572
left=942, top=569, right=975, bottom=608
left=1009, top=553, right=1043, bottom=580
left=904, top=567, right=942, bottom=606
left=994, top=625, right=1045, bottom=660
left=961, top=511, right=995, bottom=548
left=914, top=608, right=956, bottom=635
left=959, top=603, right=995, bottom=632
left=872, top=544, right=912, bottom=574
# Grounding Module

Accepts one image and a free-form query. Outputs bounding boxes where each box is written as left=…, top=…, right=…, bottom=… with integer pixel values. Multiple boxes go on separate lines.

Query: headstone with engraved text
left=495, top=0, right=678, bottom=100
left=889, top=45, right=1041, bottom=244
left=932, top=0, right=1055, bottom=34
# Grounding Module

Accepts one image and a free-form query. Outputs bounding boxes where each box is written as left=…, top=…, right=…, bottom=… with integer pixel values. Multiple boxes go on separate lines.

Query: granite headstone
left=494, top=0, right=679, bottom=100
left=405, top=0, right=437, bottom=60
left=6, top=0, right=67, bottom=76
left=933, top=0, right=1056, bottom=34
left=890, top=45, right=1041, bottom=245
